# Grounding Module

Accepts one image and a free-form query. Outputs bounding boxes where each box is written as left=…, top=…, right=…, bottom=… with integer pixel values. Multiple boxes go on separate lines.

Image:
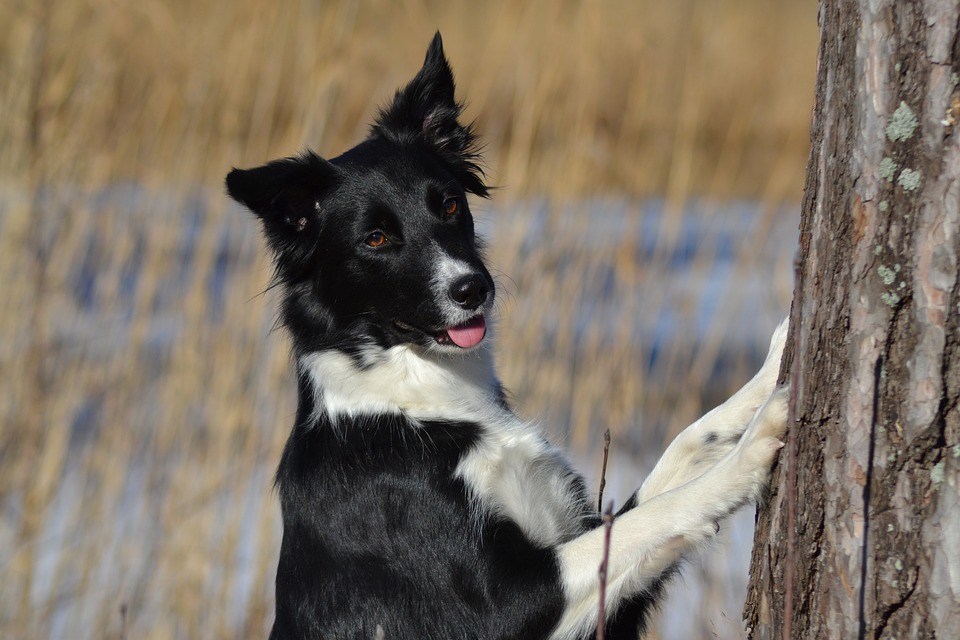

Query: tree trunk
left=743, top=0, right=960, bottom=637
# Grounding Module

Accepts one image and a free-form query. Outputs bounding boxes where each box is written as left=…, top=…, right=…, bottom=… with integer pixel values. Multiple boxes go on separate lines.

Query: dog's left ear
left=374, top=32, right=489, bottom=197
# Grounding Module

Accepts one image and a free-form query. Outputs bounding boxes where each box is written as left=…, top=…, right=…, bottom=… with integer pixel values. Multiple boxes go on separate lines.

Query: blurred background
left=0, top=0, right=816, bottom=637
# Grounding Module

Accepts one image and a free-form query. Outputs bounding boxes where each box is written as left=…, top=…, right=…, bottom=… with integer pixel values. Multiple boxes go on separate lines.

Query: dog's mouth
left=395, top=315, right=487, bottom=349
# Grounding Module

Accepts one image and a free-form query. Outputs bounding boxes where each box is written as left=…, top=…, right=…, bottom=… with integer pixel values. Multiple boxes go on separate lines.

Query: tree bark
left=743, top=0, right=960, bottom=638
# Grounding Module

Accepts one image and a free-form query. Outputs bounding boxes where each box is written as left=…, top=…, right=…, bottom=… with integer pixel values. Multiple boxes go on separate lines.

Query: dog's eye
left=364, top=231, right=388, bottom=248
left=443, top=197, right=460, bottom=217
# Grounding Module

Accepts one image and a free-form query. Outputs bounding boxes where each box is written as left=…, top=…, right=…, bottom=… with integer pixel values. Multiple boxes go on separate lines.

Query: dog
left=226, top=32, right=789, bottom=640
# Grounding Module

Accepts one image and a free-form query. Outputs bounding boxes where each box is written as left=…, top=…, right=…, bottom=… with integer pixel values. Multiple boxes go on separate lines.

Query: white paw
left=752, top=318, right=789, bottom=399
left=690, top=318, right=790, bottom=455
left=731, top=385, right=790, bottom=490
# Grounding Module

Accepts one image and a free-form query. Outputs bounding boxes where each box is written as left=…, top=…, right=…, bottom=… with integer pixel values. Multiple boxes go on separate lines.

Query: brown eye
left=443, top=197, right=459, bottom=216
left=365, top=231, right=387, bottom=247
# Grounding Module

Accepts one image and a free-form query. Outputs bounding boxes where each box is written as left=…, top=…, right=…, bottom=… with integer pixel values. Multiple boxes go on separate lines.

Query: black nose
left=449, top=275, right=490, bottom=310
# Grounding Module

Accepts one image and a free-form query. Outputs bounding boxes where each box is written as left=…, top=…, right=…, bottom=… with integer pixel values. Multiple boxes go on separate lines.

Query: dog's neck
left=299, top=343, right=506, bottom=425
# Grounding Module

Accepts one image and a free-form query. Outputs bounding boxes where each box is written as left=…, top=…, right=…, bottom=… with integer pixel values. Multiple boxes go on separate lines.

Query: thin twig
left=119, top=603, right=128, bottom=640
left=597, top=500, right=614, bottom=640
left=598, top=428, right=611, bottom=512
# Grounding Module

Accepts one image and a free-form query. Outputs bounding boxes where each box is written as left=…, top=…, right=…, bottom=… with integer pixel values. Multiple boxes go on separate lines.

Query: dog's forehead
left=334, top=140, right=457, bottom=200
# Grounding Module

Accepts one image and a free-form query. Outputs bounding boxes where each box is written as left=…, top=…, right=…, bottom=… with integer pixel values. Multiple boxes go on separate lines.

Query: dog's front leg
left=549, top=385, right=789, bottom=640
left=629, top=319, right=789, bottom=506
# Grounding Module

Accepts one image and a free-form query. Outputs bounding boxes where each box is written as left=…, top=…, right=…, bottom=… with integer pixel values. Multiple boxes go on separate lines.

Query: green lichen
left=894, top=558, right=903, bottom=571
left=879, top=157, right=898, bottom=182
left=887, top=102, right=919, bottom=142
left=886, top=523, right=894, bottom=533
left=878, top=265, right=896, bottom=285
left=898, top=281, right=906, bottom=290
left=898, top=168, right=922, bottom=191
left=952, top=72, right=959, bottom=86
left=879, top=200, right=889, bottom=212
left=874, top=245, right=884, bottom=256
left=931, top=461, right=945, bottom=488
left=881, top=291, right=901, bottom=307
left=952, top=444, right=960, bottom=459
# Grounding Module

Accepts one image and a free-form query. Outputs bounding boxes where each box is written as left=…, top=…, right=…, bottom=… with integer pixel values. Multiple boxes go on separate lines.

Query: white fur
left=300, top=342, right=500, bottom=424
left=454, top=418, right=590, bottom=547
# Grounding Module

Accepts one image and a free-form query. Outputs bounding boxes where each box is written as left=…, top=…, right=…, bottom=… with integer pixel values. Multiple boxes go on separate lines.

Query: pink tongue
left=446, top=316, right=486, bottom=348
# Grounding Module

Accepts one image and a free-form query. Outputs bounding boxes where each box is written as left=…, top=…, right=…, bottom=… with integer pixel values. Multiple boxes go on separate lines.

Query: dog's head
left=227, top=33, right=495, bottom=360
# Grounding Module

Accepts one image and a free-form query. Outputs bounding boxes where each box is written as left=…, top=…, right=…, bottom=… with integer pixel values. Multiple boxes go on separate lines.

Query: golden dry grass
left=0, top=0, right=815, bottom=637
left=1, top=0, right=814, bottom=196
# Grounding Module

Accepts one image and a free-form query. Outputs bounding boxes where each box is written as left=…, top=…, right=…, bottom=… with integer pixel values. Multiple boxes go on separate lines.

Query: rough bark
left=743, top=0, right=960, bottom=637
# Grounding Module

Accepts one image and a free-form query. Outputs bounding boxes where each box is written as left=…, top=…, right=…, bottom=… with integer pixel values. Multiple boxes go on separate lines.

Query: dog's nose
left=449, top=275, right=490, bottom=310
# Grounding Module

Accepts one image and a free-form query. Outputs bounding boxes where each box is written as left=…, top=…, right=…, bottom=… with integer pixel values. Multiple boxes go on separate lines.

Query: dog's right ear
left=373, top=32, right=489, bottom=197
left=226, top=151, right=339, bottom=235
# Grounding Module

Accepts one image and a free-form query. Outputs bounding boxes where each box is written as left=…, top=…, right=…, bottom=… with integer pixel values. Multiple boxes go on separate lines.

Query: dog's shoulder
left=455, top=412, right=596, bottom=548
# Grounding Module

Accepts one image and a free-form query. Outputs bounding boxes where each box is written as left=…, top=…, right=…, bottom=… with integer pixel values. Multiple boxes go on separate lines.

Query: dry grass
left=0, top=0, right=815, bottom=637
left=1, top=0, right=814, bottom=197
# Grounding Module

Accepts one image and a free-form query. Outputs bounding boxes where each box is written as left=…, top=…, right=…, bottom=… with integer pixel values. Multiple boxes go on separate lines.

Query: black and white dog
left=226, top=33, right=789, bottom=640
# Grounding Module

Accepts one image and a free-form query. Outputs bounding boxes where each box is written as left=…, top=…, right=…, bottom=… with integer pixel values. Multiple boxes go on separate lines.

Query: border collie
left=226, top=33, right=789, bottom=640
